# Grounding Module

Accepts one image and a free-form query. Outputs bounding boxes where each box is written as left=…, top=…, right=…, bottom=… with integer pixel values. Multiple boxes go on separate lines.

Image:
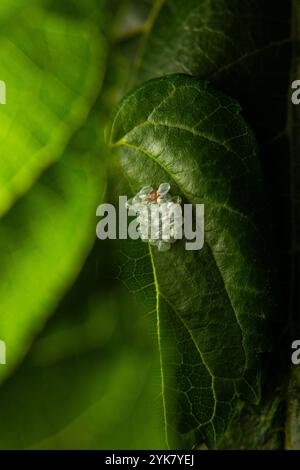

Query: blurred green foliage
left=0, top=0, right=166, bottom=449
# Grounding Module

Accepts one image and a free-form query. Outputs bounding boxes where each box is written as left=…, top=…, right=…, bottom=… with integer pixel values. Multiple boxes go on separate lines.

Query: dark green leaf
left=109, top=74, right=271, bottom=448
left=0, top=5, right=105, bottom=215
left=285, top=368, right=300, bottom=449
left=135, top=0, right=291, bottom=147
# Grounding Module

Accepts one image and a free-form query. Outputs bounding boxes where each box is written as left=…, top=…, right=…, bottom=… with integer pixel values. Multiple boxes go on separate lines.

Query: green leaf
left=285, top=0, right=300, bottom=449
left=0, top=115, right=106, bottom=384
left=0, top=6, right=106, bottom=215
left=112, top=0, right=152, bottom=41
left=135, top=0, right=291, bottom=147
left=0, top=249, right=164, bottom=449
left=108, top=74, right=271, bottom=448
left=218, top=342, right=288, bottom=450
left=285, top=368, right=300, bottom=450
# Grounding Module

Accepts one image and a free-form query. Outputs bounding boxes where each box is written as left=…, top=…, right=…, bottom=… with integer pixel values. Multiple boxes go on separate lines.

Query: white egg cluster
left=126, top=183, right=182, bottom=252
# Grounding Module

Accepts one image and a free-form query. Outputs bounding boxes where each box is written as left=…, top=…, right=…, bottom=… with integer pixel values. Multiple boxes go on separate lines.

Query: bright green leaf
left=0, top=116, right=106, bottom=384
left=0, top=6, right=105, bottom=215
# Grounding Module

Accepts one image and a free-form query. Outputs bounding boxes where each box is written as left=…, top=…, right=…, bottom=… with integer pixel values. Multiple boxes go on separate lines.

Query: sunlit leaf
left=109, top=74, right=271, bottom=448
